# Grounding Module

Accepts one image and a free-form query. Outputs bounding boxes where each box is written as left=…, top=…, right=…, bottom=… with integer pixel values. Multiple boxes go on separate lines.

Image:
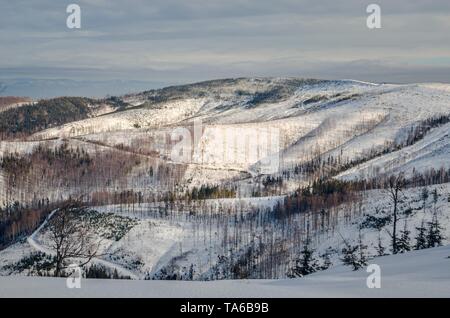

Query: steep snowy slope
left=323, top=84, right=450, bottom=164
left=337, top=122, right=450, bottom=181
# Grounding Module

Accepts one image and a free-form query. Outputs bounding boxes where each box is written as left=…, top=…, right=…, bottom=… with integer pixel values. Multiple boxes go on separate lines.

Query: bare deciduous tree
left=385, top=173, right=406, bottom=254
left=48, top=201, right=101, bottom=277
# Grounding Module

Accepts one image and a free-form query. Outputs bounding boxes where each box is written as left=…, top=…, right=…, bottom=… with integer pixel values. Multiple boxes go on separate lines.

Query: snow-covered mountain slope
left=22, top=78, right=450, bottom=179
left=2, top=78, right=450, bottom=292
left=1, top=77, right=448, bottom=200
left=1, top=244, right=449, bottom=297
left=337, top=122, right=450, bottom=181
left=0, top=78, right=449, bottom=203
left=30, top=98, right=208, bottom=140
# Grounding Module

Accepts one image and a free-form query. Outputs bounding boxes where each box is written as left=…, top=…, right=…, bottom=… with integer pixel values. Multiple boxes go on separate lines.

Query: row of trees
left=287, top=210, right=445, bottom=278
left=0, top=200, right=53, bottom=249
left=184, top=185, right=237, bottom=201
left=383, top=174, right=445, bottom=254
left=280, top=113, right=450, bottom=187
left=274, top=179, right=359, bottom=218
left=3, top=175, right=447, bottom=279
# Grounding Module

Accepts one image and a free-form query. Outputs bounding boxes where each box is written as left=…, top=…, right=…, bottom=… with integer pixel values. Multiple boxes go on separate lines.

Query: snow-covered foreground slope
left=1, top=181, right=447, bottom=281
left=1, top=245, right=449, bottom=298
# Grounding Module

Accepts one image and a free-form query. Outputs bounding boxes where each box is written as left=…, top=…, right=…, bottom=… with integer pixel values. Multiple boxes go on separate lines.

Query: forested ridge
left=0, top=97, right=98, bottom=138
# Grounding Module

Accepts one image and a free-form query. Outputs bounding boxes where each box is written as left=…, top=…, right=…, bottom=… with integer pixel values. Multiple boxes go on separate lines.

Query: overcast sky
left=1, top=0, right=450, bottom=85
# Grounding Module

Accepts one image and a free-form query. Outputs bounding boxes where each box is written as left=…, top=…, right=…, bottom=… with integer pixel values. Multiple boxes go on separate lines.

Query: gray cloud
left=1, top=0, right=449, bottom=92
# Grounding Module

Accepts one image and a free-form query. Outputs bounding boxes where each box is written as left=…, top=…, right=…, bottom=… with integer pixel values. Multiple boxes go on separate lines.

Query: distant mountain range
left=0, top=78, right=169, bottom=99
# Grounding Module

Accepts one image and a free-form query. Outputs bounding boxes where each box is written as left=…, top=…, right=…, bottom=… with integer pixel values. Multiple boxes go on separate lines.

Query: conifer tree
left=386, top=174, right=406, bottom=254
left=432, top=188, right=439, bottom=214
left=397, top=221, right=411, bottom=253
left=414, top=220, right=427, bottom=250
left=287, top=237, right=319, bottom=277
left=432, top=188, right=438, bottom=206
left=427, top=213, right=444, bottom=248
left=320, top=248, right=333, bottom=270
left=421, top=187, right=429, bottom=213
left=188, top=264, right=195, bottom=280
left=341, top=244, right=359, bottom=270
left=340, top=232, right=368, bottom=271
left=376, top=233, right=386, bottom=256
left=357, top=231, right=368, bottom=266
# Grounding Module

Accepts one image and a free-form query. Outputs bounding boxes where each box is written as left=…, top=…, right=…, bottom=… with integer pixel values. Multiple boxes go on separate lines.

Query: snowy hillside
left=1, top=77, right=450, bottom=294
left=1, top=181, right=448, bottom=281
left=337, top=122, right=450, bottom=180
left=1, top=245, right=449, bottom=297
left=0, top=78, right=448, bottom=190
left=21, top=78, right=450, bottom=190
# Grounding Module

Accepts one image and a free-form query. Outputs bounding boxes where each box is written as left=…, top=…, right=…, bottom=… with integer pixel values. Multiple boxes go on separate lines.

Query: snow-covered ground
left=1, top=245, right=449, bottom=297
left=312, top=183, right=450, bottom=259
left=30, top=98, right=208, bottom=140
left=92, top=196, right=284, bottom=216
left=1, top=182, right=448, bottom=281
left=24, top=209, right=139, bottom=279
left=1, top=78, right=450, bottom=294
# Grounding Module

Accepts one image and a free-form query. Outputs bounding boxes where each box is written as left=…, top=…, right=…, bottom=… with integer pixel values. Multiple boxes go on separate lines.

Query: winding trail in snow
left=27, top=209, right=140, bottom=280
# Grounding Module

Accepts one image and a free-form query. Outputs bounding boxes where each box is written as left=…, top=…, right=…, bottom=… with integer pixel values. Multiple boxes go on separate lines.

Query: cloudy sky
left=1, top=0, right=450, bottom=88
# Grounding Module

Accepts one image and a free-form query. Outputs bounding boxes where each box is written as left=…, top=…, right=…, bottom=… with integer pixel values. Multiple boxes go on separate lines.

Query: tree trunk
left=55, top=254, right=62, bottom=277
left=392, top=200, right=398, bottom=254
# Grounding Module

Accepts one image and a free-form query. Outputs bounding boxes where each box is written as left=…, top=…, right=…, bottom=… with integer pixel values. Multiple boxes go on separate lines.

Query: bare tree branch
left=47, top=200, right=102, bottom=277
